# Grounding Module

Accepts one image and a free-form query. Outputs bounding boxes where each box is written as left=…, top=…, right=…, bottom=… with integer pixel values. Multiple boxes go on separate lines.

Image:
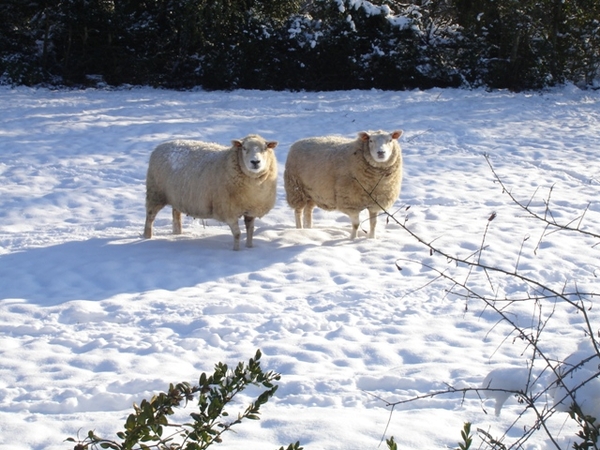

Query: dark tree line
left=1, top=0, right=599, bottom=91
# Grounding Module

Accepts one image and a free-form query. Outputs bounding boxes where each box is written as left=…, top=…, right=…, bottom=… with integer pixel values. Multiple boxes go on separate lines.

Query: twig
left=356, top=154, right=599, bottom=449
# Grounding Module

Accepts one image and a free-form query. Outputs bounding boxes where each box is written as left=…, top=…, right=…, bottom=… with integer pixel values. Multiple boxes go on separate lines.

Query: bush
left=3, top=0, right=598, bottom=90
left=67, top=349, right=302, bottom=450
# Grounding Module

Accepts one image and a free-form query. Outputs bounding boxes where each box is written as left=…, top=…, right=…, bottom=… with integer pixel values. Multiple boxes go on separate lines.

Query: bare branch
left=357, top=154, right=599, bottom=449
left=485, top=155, right=599, bottom=241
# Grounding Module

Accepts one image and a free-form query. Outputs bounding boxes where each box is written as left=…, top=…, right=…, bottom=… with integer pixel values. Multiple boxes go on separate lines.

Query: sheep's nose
left=251, top=160, right=261, bottom=168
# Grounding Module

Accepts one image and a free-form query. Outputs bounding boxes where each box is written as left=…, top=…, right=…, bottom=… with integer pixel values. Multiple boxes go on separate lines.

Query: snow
left=337, top=0, right=413, bottom=30
left=551, top=340, right=600, bottom=421
left=0, top=85, right=599, bottom=450
left=481, top=367, right=531, bottom=416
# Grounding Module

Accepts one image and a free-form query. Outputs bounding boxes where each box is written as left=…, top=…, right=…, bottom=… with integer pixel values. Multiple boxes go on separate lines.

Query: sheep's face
left=233, top=135, right=278, bottom=175
left=360, top=130, right=403, bottom=164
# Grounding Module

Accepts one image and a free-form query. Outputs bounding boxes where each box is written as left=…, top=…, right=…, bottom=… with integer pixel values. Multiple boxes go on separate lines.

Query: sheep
left=143, top=134, right=278, bottom=250
left=284, top=130, right=403, bottom=239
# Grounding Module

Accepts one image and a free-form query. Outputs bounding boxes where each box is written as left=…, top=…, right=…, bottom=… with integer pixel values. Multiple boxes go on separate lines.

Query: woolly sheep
left=143, top=135, right=278, bottom=250
left=284, top=130, right=403, bottom=239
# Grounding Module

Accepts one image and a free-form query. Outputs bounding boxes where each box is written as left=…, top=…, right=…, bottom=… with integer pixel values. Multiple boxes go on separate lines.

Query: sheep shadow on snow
left=0, top=231, right=308, bottom=306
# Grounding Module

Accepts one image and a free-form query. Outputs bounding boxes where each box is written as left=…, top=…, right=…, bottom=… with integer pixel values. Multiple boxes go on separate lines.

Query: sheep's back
left=286, top=136, right=353, bottom=190
left=148, top=141, right=234, bottom=218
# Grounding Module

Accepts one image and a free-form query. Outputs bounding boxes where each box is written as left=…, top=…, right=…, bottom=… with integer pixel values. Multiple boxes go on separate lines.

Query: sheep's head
left=359, top=130, right=402, bottom=164
left=233, top=135, right=278, bottom=175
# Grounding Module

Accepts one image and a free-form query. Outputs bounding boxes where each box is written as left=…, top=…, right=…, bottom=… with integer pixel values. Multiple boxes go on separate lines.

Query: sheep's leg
left=368, top=209, right=378, bottom=239
left=294, top=208, right=303, bottom=229
left=227, top=220, right=242, bottom=251
left=143, top=203, right=164, bottom=238
left=303, top=201, right=315, bottom=228
left=348, top=211, right=360, bottom=239
left=172, top=208, right=183, bottom=235
left=244, top=215, right=255, bottom=248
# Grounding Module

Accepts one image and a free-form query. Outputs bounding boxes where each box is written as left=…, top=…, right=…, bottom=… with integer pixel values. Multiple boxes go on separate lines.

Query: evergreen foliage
left=1, top=0, right=598, bottom=90
left=66, top=349, right=302, bottom=450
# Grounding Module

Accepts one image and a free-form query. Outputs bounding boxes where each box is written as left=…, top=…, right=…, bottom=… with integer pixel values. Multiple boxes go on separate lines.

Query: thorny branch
left=364, top=155, right=599, bottom=449
left=484, top=154, right=599, bottom=245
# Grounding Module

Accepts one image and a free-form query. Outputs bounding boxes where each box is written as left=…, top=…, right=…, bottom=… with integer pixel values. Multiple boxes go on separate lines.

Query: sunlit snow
left=0, top=85, right=598, bottom=450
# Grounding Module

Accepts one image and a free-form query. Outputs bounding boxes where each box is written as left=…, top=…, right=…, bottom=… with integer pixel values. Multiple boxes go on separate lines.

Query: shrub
left=67, top=349, right=302, bottom=450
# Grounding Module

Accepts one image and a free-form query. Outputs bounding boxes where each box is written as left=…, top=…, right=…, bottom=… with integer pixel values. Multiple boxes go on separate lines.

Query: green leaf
left=386, top=436, right=398, bottom=450
left=99, top=443, right=120, bottom=450
left=66, top=350, right=296, bottom=450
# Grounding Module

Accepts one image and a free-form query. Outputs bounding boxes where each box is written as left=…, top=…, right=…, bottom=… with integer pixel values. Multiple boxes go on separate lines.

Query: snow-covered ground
left=0, top=85, right=598, bottom=450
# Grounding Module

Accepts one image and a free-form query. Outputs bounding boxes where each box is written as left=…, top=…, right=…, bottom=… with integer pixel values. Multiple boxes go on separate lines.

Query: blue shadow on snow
left=0, top=234, right=306, bottom=306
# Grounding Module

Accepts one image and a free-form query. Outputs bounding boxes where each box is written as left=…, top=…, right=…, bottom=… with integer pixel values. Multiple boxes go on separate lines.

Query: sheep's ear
left=232, top=140, right=243, bottom=148
left=266, top=141, right=278, bottom=149
left=391, top=130, right=403, bottom=140
left=358, top=132, right=369, bottom=141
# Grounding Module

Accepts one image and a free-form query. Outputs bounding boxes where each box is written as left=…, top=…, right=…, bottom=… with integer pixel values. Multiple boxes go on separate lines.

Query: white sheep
left=284, top=130, right=403, bottom=239
left=143, top=134, right=278, bottom=250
